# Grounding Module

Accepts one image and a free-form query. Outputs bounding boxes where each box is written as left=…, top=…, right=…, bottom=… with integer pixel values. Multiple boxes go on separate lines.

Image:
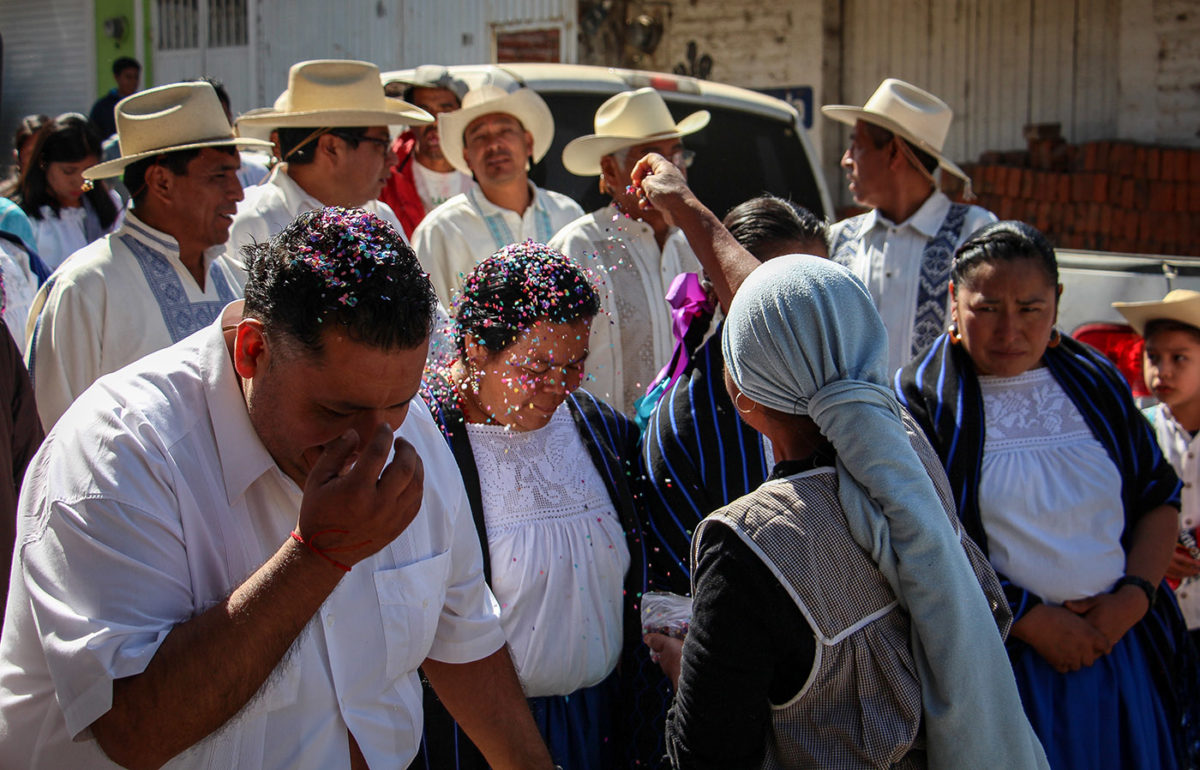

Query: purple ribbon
left=647, top=272, right=716, bottom=396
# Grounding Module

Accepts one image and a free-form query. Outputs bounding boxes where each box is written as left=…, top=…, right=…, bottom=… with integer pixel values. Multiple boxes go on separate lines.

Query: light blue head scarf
left=723, top=255, right=1047, bottom=770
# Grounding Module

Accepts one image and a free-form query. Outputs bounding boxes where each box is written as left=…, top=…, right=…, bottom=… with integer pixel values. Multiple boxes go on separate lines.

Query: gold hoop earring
left=734, top=391, right=756, bottom=415
left=948, top=323, right=962, bottom=345
left=1048, top=327, right=1062, bottom=348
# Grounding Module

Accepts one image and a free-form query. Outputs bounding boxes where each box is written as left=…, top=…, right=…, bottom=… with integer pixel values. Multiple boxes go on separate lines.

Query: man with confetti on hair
left=0, top=208, right=554, bottom=770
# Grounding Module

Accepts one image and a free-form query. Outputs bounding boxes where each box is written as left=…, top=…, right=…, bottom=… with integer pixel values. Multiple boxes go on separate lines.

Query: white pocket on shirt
left=374, top=550, right=452, bottom=679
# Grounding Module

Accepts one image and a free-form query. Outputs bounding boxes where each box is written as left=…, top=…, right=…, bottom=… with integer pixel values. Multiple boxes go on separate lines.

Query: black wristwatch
left=1112, top=575, right=1157, bottom=610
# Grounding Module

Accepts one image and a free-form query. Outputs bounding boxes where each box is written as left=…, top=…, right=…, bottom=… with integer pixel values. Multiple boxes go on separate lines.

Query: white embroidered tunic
left=465, top=403, right=630, bottom=696
left=411, top=182, right=583, bottom=307
left=24, top=213, right=239, bottom=429
left=978, top=367, right=1125, bottom=604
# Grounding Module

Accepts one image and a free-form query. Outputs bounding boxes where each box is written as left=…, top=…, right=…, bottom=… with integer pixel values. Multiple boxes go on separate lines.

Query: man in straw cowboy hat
left=225, top=59, right=433, bottom=289
left=823, top=78, right=995, bottom=375
left=411, top=84, right=583, bottom=306
left=24, top=80, right=271, bottom=430
left=0, top=207, right=555, bottom=769
left=1115, top=289, right=1200, bottom=642
left=380, top=65, right=474, bottom=239
left=549, top=87, right=708, bottom=415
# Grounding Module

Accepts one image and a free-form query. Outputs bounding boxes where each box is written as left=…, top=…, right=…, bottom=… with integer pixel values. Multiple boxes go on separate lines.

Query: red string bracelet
left=290, top=529, right=370, bottom=573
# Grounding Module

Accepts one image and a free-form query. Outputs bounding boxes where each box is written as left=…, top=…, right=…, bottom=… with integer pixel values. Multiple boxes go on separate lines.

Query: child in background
left=1116, top=289, right=1200, bottom=644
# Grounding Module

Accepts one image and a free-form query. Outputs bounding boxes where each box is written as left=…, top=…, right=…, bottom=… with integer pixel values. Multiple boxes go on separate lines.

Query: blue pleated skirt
left=1013, top=630, right=1176, bottom=770
left=528, top=669, right=620, bottom=770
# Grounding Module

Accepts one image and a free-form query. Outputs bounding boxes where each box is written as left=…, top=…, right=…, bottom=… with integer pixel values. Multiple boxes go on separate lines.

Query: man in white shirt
left=25, top=81, right=272, bottom=429
left=551, top=88, right=709, bottom=414
left=823, top=78, right=996, bottom=375
left=411, top=85, right=583, bottom=306
left=225, top=59, right=433, bottom=288
left=0, top=208, right=553, bottom=769
left=380, top=66, right=475, bottom=238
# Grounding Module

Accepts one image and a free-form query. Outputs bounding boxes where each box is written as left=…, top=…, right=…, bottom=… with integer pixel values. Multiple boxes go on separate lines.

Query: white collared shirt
left=830, top=191, right=995, bottom=374
left=1150, top=403, right=1200, bottom=628
left=223, top=167, right=407, bottom=289
left=24, top=212, right=239, bottom=430
left=411, top=181, right=583, bottom=306
left=0, top=306, right=504, bottom=769
left=550, top=205, right=700, bottom=414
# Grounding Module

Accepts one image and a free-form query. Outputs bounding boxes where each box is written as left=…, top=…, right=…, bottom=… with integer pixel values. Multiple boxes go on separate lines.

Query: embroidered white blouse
left=465, top=403, right=630, bottom=696
left=978, top=367, right=1125, bottom=604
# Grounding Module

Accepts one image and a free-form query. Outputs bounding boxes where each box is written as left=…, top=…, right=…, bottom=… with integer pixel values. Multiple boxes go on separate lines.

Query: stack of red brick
left=950, top=124, right=1200, bottom=256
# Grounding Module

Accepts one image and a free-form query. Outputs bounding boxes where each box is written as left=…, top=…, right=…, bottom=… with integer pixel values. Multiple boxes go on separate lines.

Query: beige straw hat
left=437, top=85, right=555, bottom=177
left=236, top=59, right=432, bottom=130
left=84, top=82, right=272, bottom=180
left=1113, top=290, right=1200, bottom=337
left=822, top=78, right=970, bottom=184
left=561, top=88, right=709, bottom=176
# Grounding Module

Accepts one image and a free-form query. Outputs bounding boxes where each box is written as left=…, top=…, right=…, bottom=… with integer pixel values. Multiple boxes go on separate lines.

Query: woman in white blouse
left=419, top=241, right=645, bottom=770
left=897, top=221, right=1190, bottom=770
left=11, top=114, right=122, bottom=271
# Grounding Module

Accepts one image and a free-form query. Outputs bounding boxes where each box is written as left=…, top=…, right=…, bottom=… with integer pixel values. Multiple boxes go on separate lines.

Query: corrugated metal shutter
left=837, top=0, right=1121, bottom=204
left=0, top=0, right=95, bottom=150
left=253, top=0, right=407, bottom=108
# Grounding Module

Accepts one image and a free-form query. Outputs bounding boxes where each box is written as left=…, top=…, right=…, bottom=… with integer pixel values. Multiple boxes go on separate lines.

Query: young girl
left=1116, top=289, right=1200, bottom=644
left=11, top=114, right=121, bottom=270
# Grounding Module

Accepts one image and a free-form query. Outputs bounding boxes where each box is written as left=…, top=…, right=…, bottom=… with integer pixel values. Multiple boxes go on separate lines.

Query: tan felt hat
left=85, top=82, right=273, bottom=180
left=1114, top=290, right=1200, bottom=337
left=437, top=85, right=554, bottom=177
left=822, top=78, right=970, bottom=184
left=561, top=87, right=709, bottom=176
left=236, top=59, right=432, bottom=130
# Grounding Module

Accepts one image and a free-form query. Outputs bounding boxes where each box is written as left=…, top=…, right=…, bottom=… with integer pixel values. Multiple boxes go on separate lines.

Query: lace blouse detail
left=466, top=403, right=630, bottom=696
left=978, top=368, right=1125, bottom=604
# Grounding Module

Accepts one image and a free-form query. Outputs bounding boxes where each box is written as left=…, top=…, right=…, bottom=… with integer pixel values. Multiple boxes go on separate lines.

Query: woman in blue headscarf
left=633, top=154, right=1047, bottom=770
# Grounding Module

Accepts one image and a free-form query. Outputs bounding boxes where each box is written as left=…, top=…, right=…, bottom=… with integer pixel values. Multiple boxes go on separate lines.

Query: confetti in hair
left=242, top=206, right=437, bottom=352
left=454, top=240, right=601, bottom=354
left=286, top=207, right=409, bottom=310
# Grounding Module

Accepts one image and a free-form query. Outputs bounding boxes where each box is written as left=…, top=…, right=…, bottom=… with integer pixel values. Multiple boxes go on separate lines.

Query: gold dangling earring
left=734, top=391, right=756, bottom=415
left=948, top=322, right=962, bottom=345
left=1047, top=327, right=1062, bottom=348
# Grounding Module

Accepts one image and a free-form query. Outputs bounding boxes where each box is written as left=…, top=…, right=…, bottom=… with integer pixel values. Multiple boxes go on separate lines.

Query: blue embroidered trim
left=830, top=214, right=868, bottom=269
left=910, top=203, right=968, bottom=357
left=470, top=187, right=554, bottom=250
left=120, top=234, right=236, bottom=344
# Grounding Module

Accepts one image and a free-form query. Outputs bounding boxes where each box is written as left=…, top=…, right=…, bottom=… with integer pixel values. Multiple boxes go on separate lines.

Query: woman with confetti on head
left=417, top=241, right=647, bottom=770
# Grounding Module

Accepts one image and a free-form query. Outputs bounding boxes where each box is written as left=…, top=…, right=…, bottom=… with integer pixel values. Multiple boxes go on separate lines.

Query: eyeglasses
left=330, top=131, right=390, bottom=153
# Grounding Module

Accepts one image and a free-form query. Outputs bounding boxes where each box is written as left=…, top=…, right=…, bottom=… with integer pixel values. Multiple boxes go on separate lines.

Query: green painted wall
left=93, top=0, right=153, bottom=97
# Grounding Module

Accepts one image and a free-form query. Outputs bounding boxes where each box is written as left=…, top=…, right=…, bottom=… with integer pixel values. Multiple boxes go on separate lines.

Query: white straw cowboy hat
left=822, top=78, right=971, bottom=185
left=561, top=87, right=709, bottom=176
left=236, top=59, right=432, bottom=130
left=437, top=85, right=555, bottom=177
left=84, top=82, right=272, bottom=180
left=1113, top=290, right=1200, bottom=337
